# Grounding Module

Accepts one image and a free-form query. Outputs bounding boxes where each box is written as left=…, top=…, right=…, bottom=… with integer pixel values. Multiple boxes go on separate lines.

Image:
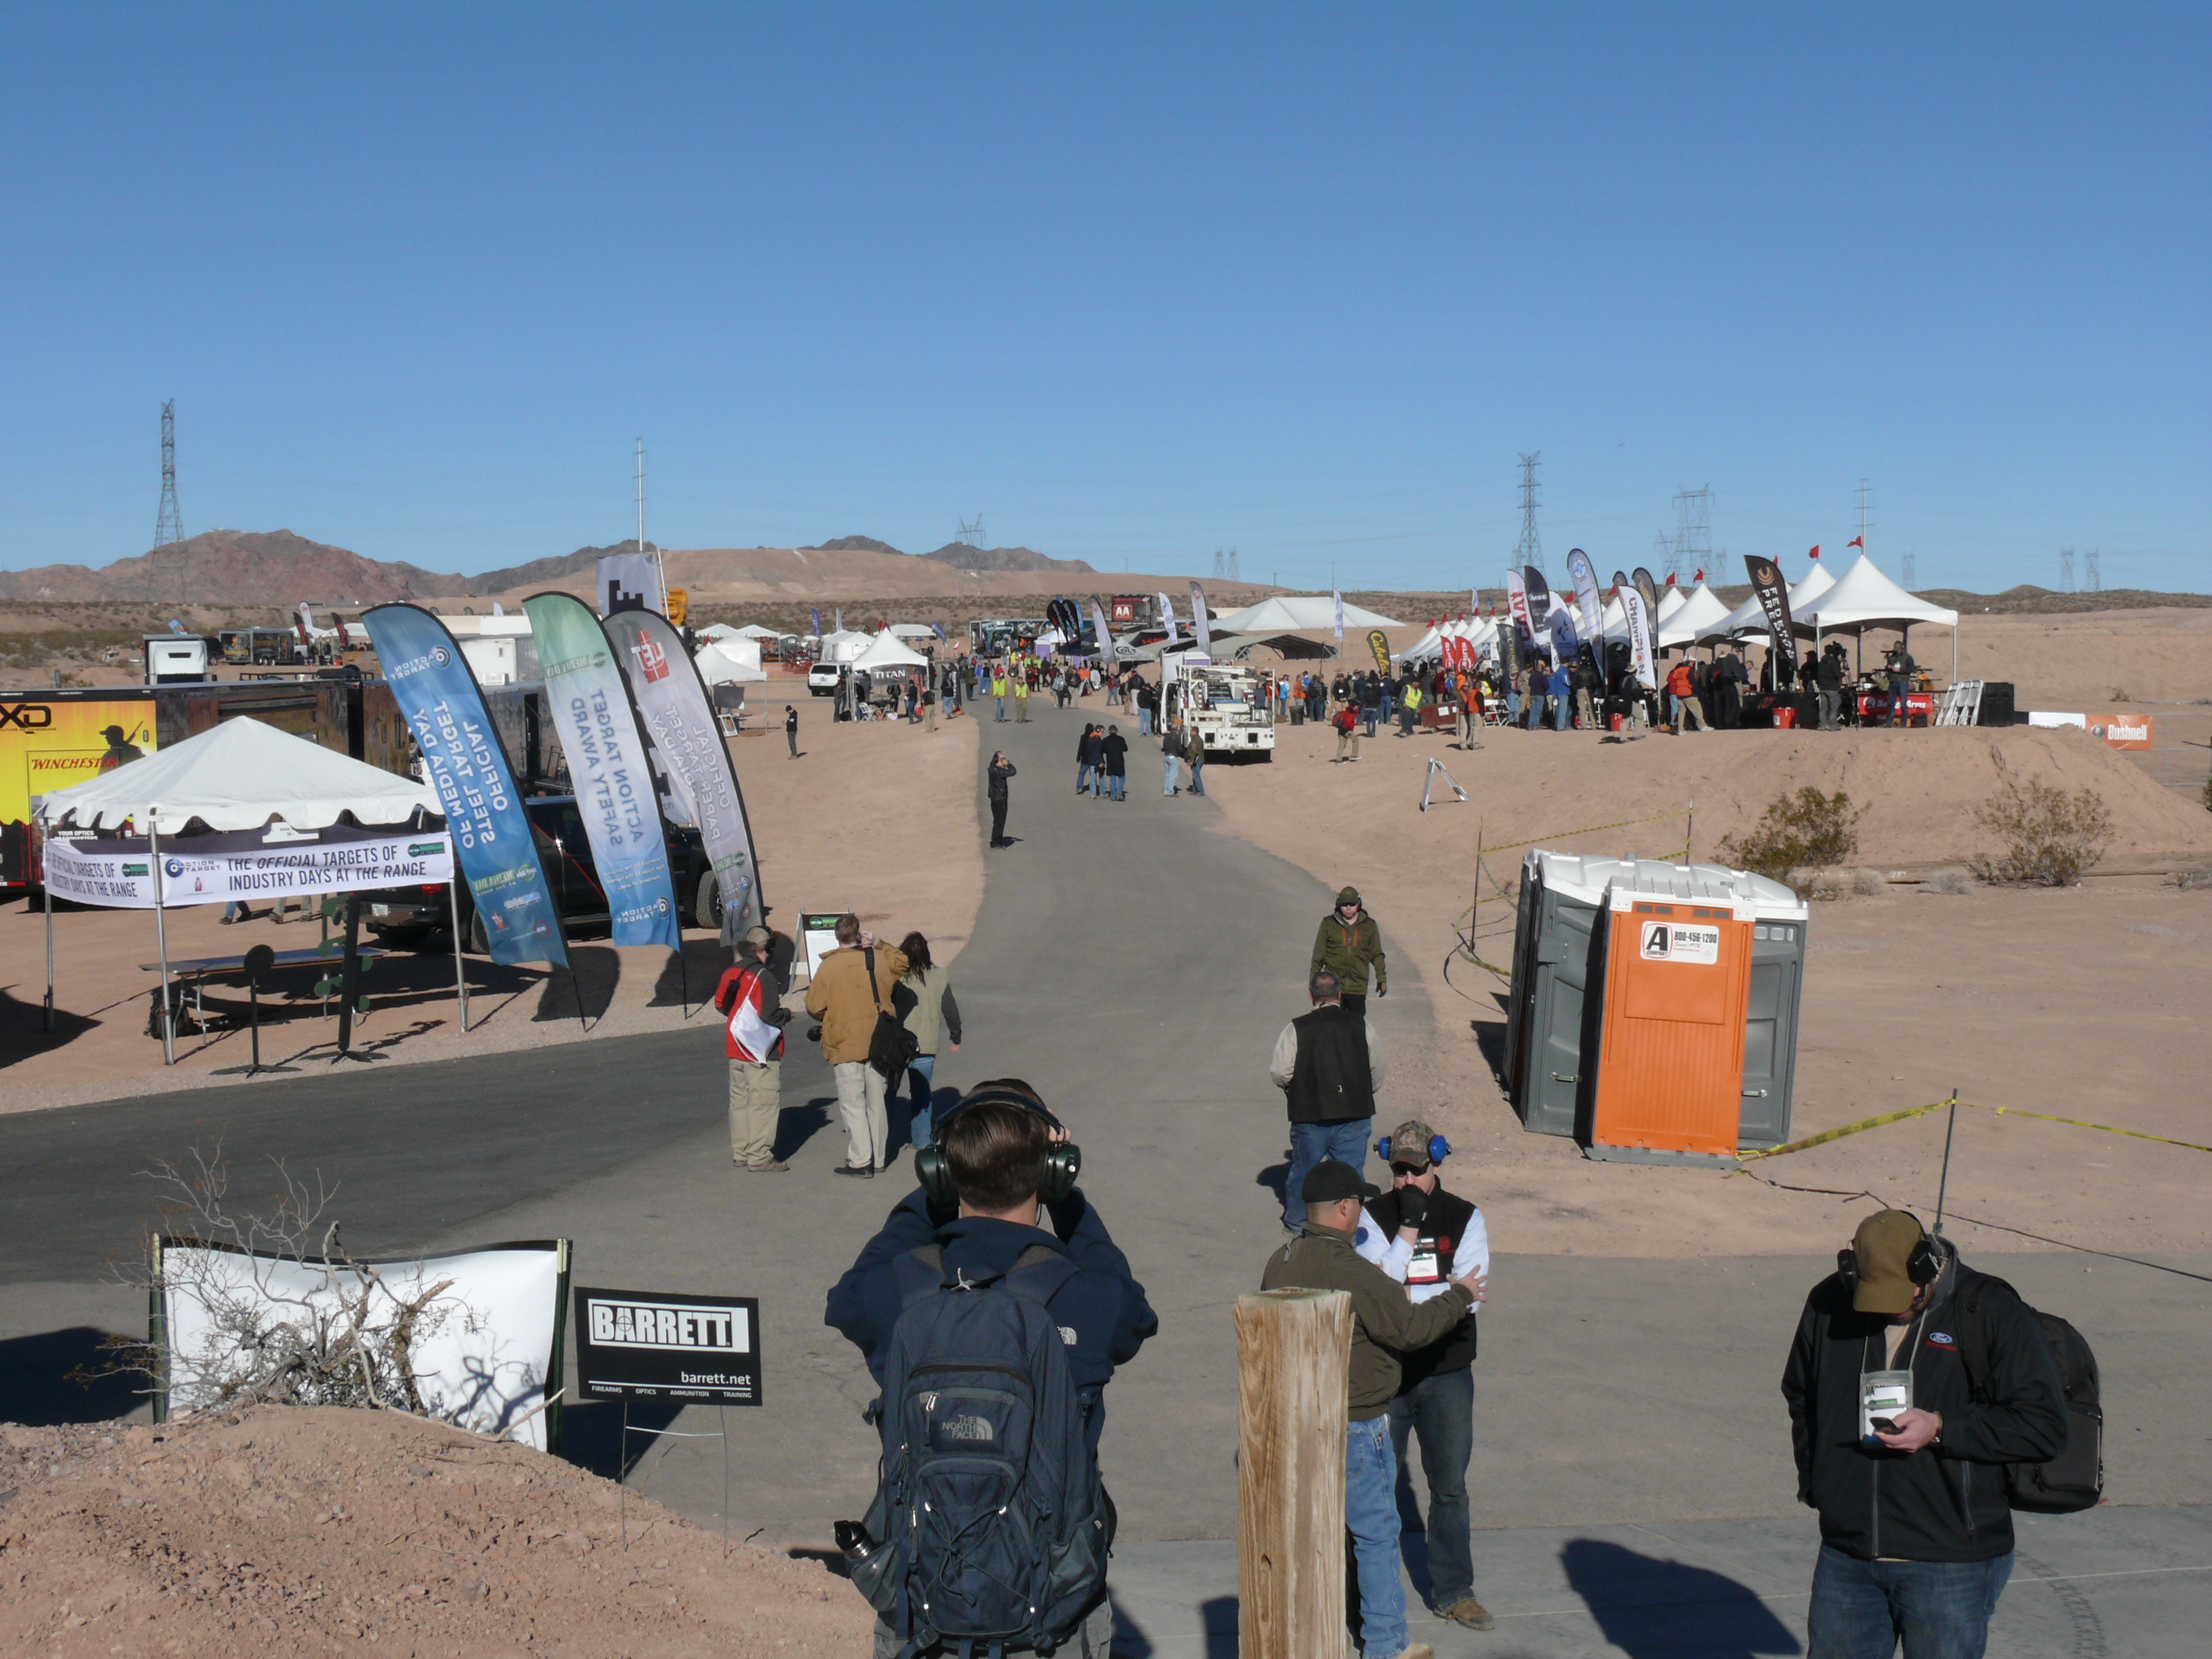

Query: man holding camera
left=1782, top=1210, right=2066, bottom=1659
left=805, top=915, right=909, bottom=1177
left=1356, top=1120, right=1493, bottom=1631
left=826, top=1082, right=1158, bottom=1658
left=1263, top=1159, right=1485, bottom=1659
left=712, top=925, right=789, bottom=1172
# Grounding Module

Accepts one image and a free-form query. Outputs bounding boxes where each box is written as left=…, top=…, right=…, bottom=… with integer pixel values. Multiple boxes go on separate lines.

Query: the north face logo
left=941, top=1415, right=995, bottom=1443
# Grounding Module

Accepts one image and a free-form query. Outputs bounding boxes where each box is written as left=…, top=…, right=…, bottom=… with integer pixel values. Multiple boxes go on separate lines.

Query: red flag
left=1847, top=535, right=1863, bottom=549
left=1694, top=568, right=1704, bottom=583
left=1808, top=545, right=1820, bottom=561
left=1664, top=572, right=1677, bottom=587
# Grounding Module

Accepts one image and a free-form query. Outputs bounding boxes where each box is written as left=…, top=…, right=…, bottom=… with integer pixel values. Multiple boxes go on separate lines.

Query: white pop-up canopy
left=1656, top=583, right=1732, bottom=649
left=1215, top=595, right=1407, bottom=631
left=1655, top=585, right=1689, bottom=623
left=35, top=716, right=437, bottom=836
left=818, top=629, right=876, bottom=665
left=1695, top=561, right=1838, bottom=646
left=1797, top=553, right=1959, bottom=632
left=850, top=629, right=931, bottom=669
left=694, top=642, right=768, bottom=685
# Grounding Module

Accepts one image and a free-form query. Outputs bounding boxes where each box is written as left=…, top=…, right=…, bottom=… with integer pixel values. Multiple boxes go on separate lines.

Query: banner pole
left=150, top=817, right=175, bottom=1067
left=1932, top=1088, right=1960, bottom=1237
left=446, top=877, right=469, bottom=1033
left=42, top=847, right=55, bottom=1033
left=573, top=967, right=589, bottom=1033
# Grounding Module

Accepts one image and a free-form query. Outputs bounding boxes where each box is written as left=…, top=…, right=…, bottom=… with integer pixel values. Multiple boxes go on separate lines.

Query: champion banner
left=361, top=604, right=568, bottom=969
left=1618, top=583, right=1658, bottom=691
left=1743, top=555, right=1795, bottom=662
left=523, top=592, right=682, bottom=952
left=606, top=609, right=765, bottom=943
left=42, top=825, right=452, bottom=910
left=1189, top=582, right=1211, bottom=659
left=1366, top=629, right=1392, bottom=678
left=1565, top=549, right=1606, bottom=658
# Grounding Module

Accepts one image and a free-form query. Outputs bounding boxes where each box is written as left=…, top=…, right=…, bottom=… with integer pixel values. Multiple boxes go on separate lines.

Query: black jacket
left=1101, top=733, right=1128, bottom=776
left=1781, top=1248, right=2066, bottom=1562
left=987, top=759, right=1016, bottom=802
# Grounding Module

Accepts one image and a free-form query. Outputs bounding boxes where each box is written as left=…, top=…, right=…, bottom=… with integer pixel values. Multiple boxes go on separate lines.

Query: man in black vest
left=1267, top=968, right=1386, bottom=1238
left=1356, top=1119, right=1494, bottom=1632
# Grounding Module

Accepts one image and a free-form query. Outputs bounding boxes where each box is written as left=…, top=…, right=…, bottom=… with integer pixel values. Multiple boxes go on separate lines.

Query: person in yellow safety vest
left=1013, top=670, right=1031, bottom=723
left=1398, top=680, right=1422, bottom=737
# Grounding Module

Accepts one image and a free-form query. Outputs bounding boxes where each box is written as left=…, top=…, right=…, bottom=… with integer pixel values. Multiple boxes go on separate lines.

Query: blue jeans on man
left=1078, top=763, right=1093, bottom=795
left=1107, top=772, right=1125, bottom=800
left=894, top=1053, right=937, bottom=1153
left=1138, top=706, right=1152, bottom=735
left=1807, top=1545, right=2012, bottom=1659
left=1282, top=1118, right=1370, bottom=1231
left=1188, top=754, right=1205, bottom=796
left=1363, top=706, right=1379, bottom=737
left=1389, top=1367, right=1475, bottom=1615
left=1345, top=1413, right=1410, bottom=1659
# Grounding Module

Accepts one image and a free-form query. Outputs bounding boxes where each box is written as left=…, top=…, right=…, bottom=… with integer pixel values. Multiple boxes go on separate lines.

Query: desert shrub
left=1716, top=786, right=1863, bottom=890
left=2201, top=764, right=2211, bottom=814
left=1970, top=757, right=2112, bottom=886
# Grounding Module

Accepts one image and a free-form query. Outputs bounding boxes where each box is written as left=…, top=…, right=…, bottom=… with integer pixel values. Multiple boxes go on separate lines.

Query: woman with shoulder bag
left=889, top=932, right=961, bottom=1153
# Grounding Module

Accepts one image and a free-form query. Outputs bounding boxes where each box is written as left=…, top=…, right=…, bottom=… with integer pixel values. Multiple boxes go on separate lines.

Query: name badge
left=1406, top=1235, right=1446, bottom=1285
left=1860, top=1369, right=1912, bottom=1439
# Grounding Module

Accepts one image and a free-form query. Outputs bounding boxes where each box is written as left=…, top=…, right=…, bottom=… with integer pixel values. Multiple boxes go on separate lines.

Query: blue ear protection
left=1378, top=1133, right=1450, bottom=1167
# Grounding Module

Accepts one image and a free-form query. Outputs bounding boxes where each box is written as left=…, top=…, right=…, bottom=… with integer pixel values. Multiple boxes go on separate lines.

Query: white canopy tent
left=888, top=623, right=939, bottom=641
left=32, top=717, right=452, bottom=1066
left=1215, top=595, right=1407, bottom=631
left=1796, top=552, right=1963, bottom=680
left=849, top=630, right=932, bottom=670
left=818, top=629, right=876, bottom=665
left=1694, top=561, right=1838, bottom=647
left=694, top=642, right=768, bottom=685
left=1656, top=583, right=1732, bottom=649
left=1654, top=585, right=1689, bottom=623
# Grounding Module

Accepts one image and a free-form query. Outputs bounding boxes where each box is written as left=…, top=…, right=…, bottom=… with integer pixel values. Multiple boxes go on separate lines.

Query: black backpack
left=1959, top=1279, right=2103, bottom=1514
left=851, top=1242, right=1110, bottom=1658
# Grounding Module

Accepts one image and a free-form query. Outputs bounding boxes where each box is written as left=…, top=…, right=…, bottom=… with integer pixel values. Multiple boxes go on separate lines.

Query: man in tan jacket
left=805, top=914, right=909, bottom=1176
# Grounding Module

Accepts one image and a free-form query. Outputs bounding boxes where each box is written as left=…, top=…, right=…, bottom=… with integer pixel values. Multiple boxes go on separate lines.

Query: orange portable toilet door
left=1588, top=900, right=1753, bottom=1158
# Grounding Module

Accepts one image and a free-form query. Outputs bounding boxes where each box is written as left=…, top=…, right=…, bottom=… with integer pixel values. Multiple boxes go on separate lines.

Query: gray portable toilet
left=1505, top=851, right=1808, bottom=1150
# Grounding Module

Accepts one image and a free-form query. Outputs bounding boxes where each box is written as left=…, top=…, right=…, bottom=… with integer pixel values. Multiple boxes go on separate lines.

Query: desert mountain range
left=0, top=529, right=1183, bottom=609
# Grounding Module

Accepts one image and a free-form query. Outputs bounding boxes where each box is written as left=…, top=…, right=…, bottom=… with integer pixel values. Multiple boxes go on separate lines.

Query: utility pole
left=154, top=400, right=184, bottom=550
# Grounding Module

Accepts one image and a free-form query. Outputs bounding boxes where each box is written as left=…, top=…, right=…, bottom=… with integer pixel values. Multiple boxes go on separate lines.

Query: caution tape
left=1735, top=1099, right=2212, bottom=1163
left=1480, top=808, right=1692, bottom=857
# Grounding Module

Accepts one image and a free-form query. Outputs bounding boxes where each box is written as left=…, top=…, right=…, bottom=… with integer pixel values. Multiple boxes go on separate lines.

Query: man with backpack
left=805, top=916, right=910, bottom=1177
left=825, top=1084, right=1158, bottom=1659
left=1781, top=1210, right=2071, bottom=1659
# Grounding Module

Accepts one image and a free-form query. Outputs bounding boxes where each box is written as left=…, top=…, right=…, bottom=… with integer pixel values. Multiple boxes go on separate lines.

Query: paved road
left=5, top=695, right=2210, bottom=1654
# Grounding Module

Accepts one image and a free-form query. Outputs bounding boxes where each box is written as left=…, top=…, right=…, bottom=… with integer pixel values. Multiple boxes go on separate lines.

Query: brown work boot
left=1441, top=1596, right=1496, bottom=1629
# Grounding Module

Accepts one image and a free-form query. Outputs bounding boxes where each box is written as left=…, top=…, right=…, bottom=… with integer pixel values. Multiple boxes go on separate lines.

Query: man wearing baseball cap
left=1781, top=1210, right=2066, bottom=1658
left=1355, top=1121, right=1493, bottom=1632
left=1262, top=1159, right=1486, bottom=1659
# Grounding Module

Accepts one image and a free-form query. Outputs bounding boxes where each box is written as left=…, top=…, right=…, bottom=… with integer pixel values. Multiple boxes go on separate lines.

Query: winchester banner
left=605, top=608, right=764, bottom=942
left=361, top=604, right=568, bottom=969
left=42, top=825, right=452, bottom=910
left=523, top=591, right=682, bottom=953
left=1743, top=555, right=1795, bottom=661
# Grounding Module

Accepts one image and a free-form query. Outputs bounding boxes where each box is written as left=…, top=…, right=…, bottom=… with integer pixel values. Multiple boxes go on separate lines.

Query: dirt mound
left=0, top=1407, right=871, bottom=1658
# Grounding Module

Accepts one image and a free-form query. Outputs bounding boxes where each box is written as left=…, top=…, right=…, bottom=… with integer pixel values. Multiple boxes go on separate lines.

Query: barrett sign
left=573, top=1286, right=761, bottom=1405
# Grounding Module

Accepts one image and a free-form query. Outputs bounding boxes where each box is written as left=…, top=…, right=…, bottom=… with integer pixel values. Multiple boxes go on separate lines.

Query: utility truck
left=1157, top=652, right=1274, bottom=762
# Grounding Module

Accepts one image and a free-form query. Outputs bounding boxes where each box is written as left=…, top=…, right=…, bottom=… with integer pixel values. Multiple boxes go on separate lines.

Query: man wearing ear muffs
left=1781, top=1210, right=2066, bottom=1659
left=1355, top=1119, right=1494, bottom=1633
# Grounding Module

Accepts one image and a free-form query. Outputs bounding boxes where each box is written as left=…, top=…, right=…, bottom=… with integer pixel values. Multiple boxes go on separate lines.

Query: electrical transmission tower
left=2085, top=549, right=2100, bottom=592
left=154, top=400, right=184, bottom=549
left=957, top=515, right=986, bottom=548
left=2059, top=548, right=2074, bottom=592
left=1515, top=453, right=1543, bottom=567
left=1212, top=548, right=1226, bottom=580
left=1856, top=479, right=1872, bottom=553
left=1653, top=529, right=1677, bottom=583
left=1672, top=486, right=1712, bottom=580
left=1225, top=548, right=1240, bottom=581
left=1902, top=551, right=1917, bottom=587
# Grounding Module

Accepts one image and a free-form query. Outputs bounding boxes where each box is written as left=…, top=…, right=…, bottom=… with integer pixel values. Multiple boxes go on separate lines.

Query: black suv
left=362, top=795, right=722, bottom=953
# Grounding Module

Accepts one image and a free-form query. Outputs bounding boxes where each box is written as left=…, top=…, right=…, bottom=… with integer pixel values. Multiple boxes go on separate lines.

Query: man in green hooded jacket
left=1312, top=886, right=1387, bottom=1016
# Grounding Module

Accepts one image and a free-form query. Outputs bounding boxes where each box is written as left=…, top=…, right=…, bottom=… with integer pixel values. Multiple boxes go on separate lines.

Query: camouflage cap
left=1382, top=1119, right=1440, bottom=1167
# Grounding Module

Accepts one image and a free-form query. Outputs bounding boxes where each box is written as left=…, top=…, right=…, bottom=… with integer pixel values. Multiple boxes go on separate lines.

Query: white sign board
left=43, top=831, right=453, bottom=910
left=1638, top=919, right=1721, bottom=964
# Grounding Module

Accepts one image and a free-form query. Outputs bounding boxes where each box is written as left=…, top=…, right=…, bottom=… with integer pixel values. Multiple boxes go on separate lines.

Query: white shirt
left=1355, top=1194, right=1487, bottom=1313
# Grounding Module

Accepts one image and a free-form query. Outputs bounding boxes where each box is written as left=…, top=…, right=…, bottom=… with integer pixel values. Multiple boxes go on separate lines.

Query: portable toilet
left=1504, top=851, right=1808, bottom=1153
left=1583, top=873, right=1758, bottom=1165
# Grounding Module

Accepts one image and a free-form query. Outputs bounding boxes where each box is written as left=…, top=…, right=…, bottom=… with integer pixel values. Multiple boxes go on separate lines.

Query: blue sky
left=1, top=5, right=2204, bottom=592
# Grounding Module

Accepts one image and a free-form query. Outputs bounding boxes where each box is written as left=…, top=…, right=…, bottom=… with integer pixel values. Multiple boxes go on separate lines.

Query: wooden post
left=1235, top=1287, right=1352, bottom=1659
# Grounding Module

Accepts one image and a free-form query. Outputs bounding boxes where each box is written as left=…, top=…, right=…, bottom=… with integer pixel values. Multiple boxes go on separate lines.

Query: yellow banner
left=1, top=696, right=159, bottom=824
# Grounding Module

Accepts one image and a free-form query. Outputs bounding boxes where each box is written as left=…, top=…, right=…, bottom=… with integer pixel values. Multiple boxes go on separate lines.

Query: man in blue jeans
left=1358, top=1121, right=1495, bottom=1631
left=1782, top=1210, right=2066, bottom=1659
left=1262, top=1159, right=1485, bottom=1659
left=1268, top=968, right=1386, bottom=1236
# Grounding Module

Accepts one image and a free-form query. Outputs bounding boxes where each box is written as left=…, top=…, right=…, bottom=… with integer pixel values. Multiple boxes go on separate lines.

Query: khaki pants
left=1335, top=726, right=1359, bottom=761
left=728, top=1059, right=782, bottom=1166
left=834, top=1060, right=889, bottom=1170
left=925, top=697, right=939, bottom=731
left=1014, top=694, right=1030, bottom=722
left=1456, top=705, right=1476, bottom=745
left=1575, top=688, right=1595, bottom=728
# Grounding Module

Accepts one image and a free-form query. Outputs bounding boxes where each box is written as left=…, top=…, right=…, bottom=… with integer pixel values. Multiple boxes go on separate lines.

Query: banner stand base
left=1419, top=757, right=1469, bottom=813
left=617, top=1396, right=731, bottom=1559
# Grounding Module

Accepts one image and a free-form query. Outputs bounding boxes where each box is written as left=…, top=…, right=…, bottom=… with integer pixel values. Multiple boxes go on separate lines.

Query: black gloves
left=1395, top=1186, right=1429, bottom=1230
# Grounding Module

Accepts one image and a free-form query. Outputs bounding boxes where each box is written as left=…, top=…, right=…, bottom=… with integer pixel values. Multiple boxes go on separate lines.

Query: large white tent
left=1215, top=595, right=1407, bottom=631
left=1695, top=561, right=1838, bottom=646
left=697, top=622, right=782, bottom=645
left=818, top=629, right=876, bottom=665
left=35, top=716, right=438, bottom=836
left=1654, top=585, right=1689, bottom=623
left=888, top=623, right=939, bottom=641
left=1797, top=552, right=1963, bottom=679
left=694, top=642, right=768, bottom=685
left=1655, top=583, right=1732, bottom=649
left=849, top=630, right=931, bottom=670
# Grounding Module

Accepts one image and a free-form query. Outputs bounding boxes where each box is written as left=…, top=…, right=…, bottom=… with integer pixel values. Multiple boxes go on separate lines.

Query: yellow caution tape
left=1736, top=1099, right=2212, bottom=1162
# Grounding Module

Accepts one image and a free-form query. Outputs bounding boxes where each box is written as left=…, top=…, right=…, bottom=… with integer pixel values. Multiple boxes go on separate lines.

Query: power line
left=153, top=400, right=184, bottom=550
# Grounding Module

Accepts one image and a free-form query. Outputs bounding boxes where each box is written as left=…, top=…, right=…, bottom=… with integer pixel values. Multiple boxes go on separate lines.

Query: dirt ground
left=1207, top=713, right=2212, bottom=1263
left=0, top=706, right=982, bottom=1114
left=0, top=1407, right=872, bottom=1658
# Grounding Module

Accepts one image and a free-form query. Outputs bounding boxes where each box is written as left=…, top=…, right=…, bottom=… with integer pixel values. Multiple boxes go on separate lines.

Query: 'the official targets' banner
left=523, top=591, right=682, bottom=951
left=361, top=603, right=568, bottom=970
left=42, top=825, right=452, bottom=910
left=605, top=608, right=765, bottom=941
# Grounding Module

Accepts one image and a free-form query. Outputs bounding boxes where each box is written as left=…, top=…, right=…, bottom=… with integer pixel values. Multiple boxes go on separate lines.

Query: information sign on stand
left=574, top=1287, right=762, bottom=1404
left=799, top=908, right=847, bottom=980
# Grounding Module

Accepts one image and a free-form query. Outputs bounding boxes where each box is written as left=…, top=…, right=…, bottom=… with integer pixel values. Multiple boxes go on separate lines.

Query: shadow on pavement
left=774, top=1097, right=835, bottom=1164
left=0, top=1326, right=147, bottom=1425
left=648, top=938, right=734, bottom=1011
left=1562, top=1538, right=1800, bottom=1657
left=558, top=1394, right=691, bottom=1482
left=0, top=983, right=102, bottom=1068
